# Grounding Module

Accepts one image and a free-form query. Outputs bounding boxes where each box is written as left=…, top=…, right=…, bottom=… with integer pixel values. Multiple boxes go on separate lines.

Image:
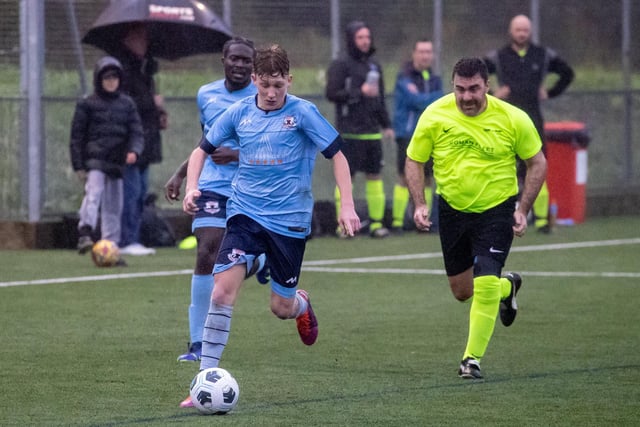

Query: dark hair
left=254, top=44, right=289, bottom=77
left=451, top=57, right=488, bottom=82
left=415, top=38, right=433, bottom=46
left=222, top=36, right=255, bottom=58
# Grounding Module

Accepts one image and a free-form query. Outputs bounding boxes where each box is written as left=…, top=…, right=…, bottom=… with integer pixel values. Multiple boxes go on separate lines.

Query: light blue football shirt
left=195, top=79, right=257, bottom=196
left=203, top=95, right=341, bottom=238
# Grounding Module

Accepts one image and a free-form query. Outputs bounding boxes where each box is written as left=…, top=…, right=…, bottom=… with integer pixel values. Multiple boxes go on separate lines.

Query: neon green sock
left=366, top=179, right=385, bottom=231
left=463, top=275, right=501, bottom=361
left=533, top=181, right=549, bottom=228
left=500, top=276, right=511, bottom=299
left=392, top=185, right=409, bottom=228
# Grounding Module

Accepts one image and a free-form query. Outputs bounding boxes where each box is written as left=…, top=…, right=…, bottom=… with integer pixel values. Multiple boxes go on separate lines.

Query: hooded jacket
left=69, top=56, right=144, bottom=178
left=325, top=21, right=391, bottom=136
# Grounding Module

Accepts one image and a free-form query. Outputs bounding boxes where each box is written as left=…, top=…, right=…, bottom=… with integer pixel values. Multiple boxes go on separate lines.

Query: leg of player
left=459, top=275, right=502, bottom=379
left=199, top=265, right=245, bottom=370
left=177, top=227, right=222, bottom=362
left=245, top=253, right=270, bottom=284
left=499, top=272, right=522, bottom=326
left=270, top=290, right=318, bottom=346
left=180, top=265, right=245, bottom=408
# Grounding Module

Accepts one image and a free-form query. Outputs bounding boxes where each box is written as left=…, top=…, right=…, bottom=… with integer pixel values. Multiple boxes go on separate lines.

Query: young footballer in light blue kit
left=182, top=44, right=360, bottom=405
left=164, top=38, right=265, bottom=378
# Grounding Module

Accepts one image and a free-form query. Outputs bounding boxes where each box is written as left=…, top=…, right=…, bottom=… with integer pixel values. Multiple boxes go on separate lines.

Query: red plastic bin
left=544, top=121, right=590, bottom=224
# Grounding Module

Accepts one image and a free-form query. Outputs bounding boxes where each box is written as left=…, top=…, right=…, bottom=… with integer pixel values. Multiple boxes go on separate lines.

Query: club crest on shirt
left=283, top=115, right=297, bottom=129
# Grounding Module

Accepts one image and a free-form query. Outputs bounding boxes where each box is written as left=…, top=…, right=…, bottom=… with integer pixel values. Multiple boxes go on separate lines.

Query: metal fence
left=0, top=0, right=638, bottom=220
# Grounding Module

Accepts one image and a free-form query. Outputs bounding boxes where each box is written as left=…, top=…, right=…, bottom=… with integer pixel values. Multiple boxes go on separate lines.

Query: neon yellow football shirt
left=407, top=93, right=541, bottom=212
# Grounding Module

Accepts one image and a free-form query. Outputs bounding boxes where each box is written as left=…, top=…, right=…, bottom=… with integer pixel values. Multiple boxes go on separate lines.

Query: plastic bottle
left=366, top=70, right=379, bottom=85
left=365, top=69, right=380, bottom=96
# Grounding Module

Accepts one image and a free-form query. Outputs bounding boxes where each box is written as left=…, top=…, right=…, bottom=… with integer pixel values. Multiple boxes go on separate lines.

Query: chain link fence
left=0, top=0, right=638, bottom=220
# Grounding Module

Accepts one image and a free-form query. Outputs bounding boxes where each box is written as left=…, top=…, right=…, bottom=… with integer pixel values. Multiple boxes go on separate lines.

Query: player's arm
left=514, top=150, right=547, bottom=236
left=164, top=158, right=188, bottom=202
left=164, top=131, right=206, bottom=202
left=165, top=130, right=235, bottom=202
left=331, top=151, right=360, bottom=237
left=182, top=146, right=209, bottom=215
left=164, top=140, right=221, bottom=203
left=210, top=146, right=239, bottom=165
left=405, top=157, right=431, bottom=231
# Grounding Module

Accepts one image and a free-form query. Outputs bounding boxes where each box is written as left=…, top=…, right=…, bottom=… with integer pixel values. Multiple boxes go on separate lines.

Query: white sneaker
left=119, top=243, right=156, bottom=256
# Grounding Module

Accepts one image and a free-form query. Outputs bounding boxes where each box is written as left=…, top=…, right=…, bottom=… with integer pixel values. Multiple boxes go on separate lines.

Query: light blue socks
left=189, top=274, right=214, bottom=344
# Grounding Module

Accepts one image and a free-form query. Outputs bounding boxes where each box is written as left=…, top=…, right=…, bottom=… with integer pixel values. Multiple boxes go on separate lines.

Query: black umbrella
left=82, top=0, right=233, bottom=61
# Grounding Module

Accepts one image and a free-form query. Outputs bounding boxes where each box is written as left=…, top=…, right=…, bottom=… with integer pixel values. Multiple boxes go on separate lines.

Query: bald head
left=509, top=14, right=532, bottom=49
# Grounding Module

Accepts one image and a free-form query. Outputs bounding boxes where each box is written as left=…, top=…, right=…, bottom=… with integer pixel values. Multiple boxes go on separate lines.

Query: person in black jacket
left=113, top=23, right=167, bottom=255
left=326, top=20, right=394, bottom=238
left=484, top=14, right=574, bottom=233
left=70, top=56, right=144, bottom=255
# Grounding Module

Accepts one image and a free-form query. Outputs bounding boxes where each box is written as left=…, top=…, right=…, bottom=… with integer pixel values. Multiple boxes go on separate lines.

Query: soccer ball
left=190, top=367, right=240, bottom=415
left=91, top=239, right=120, bottom=267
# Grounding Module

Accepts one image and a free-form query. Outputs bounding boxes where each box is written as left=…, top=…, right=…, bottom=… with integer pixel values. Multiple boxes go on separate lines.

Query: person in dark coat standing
left=484, top=14, right=574, bottom=233
left=70, top=56, right=144, bottom=255
left=326, top=20, right=394, bottom=238
left=113, top=23, right=167, bottom=255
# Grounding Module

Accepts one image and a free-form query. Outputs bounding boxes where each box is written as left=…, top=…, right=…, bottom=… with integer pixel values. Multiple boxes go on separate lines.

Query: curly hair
left=222, top=36, right=255, bottom=59
left=451, top=57, right=489, bottom=82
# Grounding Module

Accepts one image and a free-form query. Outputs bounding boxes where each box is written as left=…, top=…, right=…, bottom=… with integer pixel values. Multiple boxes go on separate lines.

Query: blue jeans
left=120, top=165, right=149, bottom=247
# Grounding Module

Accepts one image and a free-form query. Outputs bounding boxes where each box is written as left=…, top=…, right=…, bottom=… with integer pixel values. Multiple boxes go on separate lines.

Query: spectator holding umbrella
left=111, top=23, right=165, bottom=255
left=81, top=1, right=234, bottom=255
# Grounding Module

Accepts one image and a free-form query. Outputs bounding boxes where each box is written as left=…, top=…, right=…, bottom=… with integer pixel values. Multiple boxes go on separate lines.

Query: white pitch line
left=1, top=238, right=639, bottom=288
left=302, top=251, right=442, bottom=266
left=0, top=269, right=193, bottom=288
left=302, top=237, right=640, bottom=266
left=303, top=267, right=640, bottom=279
left=303, top=267, right=447, bottom=275
left=510, top=237, right=640, bottom=252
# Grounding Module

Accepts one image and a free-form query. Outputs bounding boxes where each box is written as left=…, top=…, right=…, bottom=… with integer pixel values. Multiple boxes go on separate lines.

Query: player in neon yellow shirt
left=406, top=57, right=547, bottom=379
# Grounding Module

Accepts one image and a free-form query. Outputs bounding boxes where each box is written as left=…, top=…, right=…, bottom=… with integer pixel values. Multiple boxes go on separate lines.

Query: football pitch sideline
left=0, top=216, right=639, bottom=426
